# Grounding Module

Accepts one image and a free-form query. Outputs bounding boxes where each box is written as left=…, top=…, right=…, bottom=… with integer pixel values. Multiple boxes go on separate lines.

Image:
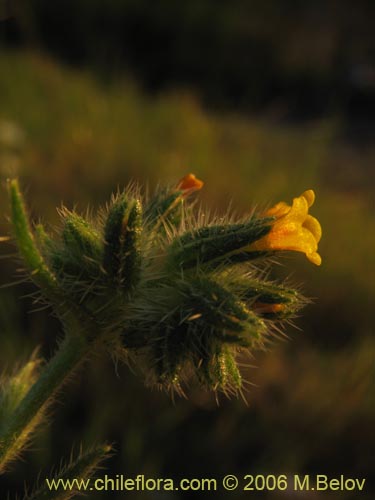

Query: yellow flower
left=176, top=173, right=204, bottom=195
left=248, top=189, right=322, bottom=265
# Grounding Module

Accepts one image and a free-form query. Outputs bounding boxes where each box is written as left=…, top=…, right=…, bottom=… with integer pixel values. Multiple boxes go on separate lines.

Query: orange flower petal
left=302, top=189, right=315, bottom=207
left=245, top=189, right=322, bottom=266
left=307, top=252, right=322, bottom=266
left=176, top=173, right=204, bottom=193
left=264, top=201, right=290, bottom=218
left=303, top=214, right=322, bottom=243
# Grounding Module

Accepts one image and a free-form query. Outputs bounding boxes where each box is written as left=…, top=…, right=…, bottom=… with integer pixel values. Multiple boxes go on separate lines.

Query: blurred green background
left=0, top=1, right=374, bottom=498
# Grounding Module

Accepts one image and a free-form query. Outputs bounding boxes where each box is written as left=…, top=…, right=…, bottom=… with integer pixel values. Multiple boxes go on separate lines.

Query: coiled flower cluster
left=12, top=174, right=322, bottom=395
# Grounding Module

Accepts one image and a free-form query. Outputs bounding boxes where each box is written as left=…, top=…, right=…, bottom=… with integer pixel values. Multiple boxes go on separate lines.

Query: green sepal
left=152, top=326, right=185, bottom=387
left=196, top=342, right=241, bottom=393
left=62, top=213, right=102, bottom=260
left=144, top=187, right=184, bottom=229
left=120, top=199, right=142, bottom=292
left=103, top=194, right=143, bottom=291
left=230, top=278, right=303, bottom=319
left=103, top=194, right=130, bottom=277
left=197, top=339, right=224, bottom=390
left=47, top=213, right=103, bottom=283
left=168, top=218, right=273, bottom=269
left=223, top=348, right=242, bottom=390
left=182, top=277, right=267, bottom=345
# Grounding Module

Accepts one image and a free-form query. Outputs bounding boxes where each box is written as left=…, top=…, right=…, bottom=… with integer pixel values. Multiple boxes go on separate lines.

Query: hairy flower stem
left=0, top=329, right=97, bottom=473
left=0, top=180, right=126, bottom=474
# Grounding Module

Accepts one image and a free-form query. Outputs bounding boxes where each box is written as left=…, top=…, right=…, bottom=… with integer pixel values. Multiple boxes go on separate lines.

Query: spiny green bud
left=103, top=194, right=143, bottom=291
left=48, top=212, right=103, bottom=283
left=168, top=218, right=273, bottom=269
left=144, top=173, right=204, bottom=230
left=62, top=212, right=102, bottom=260
left=122, top=276, right=267, bottom=393
left=120, top=199, right=142, bottom=291
left=144, top=188, right=183, bottom=228
left=183, top=277, right=267, bottom=344
left=230, top=278, right=303, bottom=319
left=103, top=194, right=130, bottom=277
left=222, top=348, right=242, bottom=391
left=198, top=344, right=242, bottom=393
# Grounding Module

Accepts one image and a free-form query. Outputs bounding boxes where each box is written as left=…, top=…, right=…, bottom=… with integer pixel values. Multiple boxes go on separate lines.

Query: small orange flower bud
left=176, top=173, right=204, bottom=194
left=253, top=302, right=285, bottom=314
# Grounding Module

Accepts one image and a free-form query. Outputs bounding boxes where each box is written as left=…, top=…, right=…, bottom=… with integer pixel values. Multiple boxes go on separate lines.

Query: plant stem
left=0, top=331, right=92, bottom=473
left=8, top=179, right=59, bottom=297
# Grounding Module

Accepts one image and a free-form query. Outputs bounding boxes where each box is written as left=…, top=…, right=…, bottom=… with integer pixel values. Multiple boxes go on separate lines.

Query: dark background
left=3, top=1, right=375, bottom=125
left=0, top=1, right=374, bottom=498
